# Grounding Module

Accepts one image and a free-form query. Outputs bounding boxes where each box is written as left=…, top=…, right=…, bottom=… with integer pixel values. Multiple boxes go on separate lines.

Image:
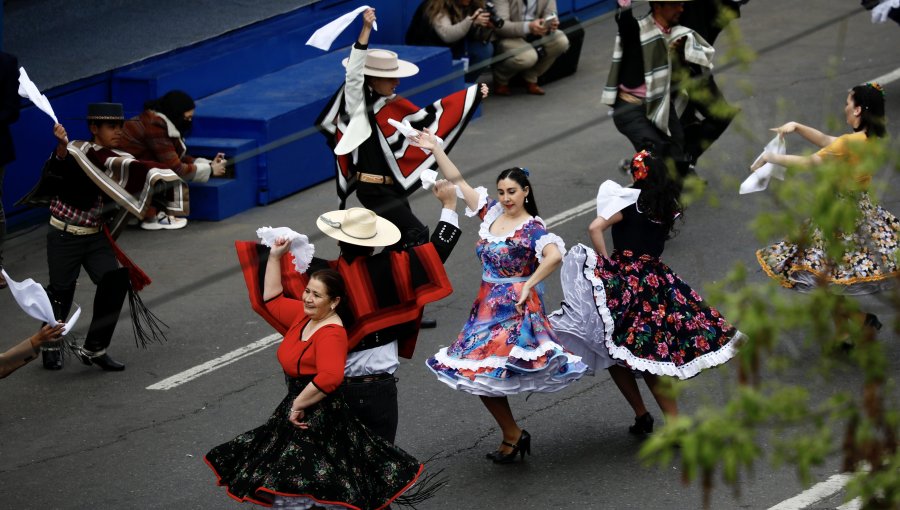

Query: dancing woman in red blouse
left=205, top=237, right=431, bottom=509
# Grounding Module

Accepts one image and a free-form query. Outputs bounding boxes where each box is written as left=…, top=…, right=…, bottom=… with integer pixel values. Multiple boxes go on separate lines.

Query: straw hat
left=342, top=49, right=419, bottom=78
left=316, top=207, right=401, bottom=247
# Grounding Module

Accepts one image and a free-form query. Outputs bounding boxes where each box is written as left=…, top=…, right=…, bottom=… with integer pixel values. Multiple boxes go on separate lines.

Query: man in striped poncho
left=601, top=0, right=714, bottom=177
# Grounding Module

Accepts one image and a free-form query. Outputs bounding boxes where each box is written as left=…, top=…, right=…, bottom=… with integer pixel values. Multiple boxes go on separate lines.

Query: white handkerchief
left=306, top=6, right=378, bottom=51
left=873, top=0, right=900, bottom=23
left=740, top=136, right=786, bottom=194
left=256, top=227, right=316, bottom=274
left=2, top=269, right=80, bottom=334
left=420, top=169, right=465, bottom=198
left=596, top=180, right=641, bottom=220
left=18, top=67, right=58, bottom=124
left=388, top=118, right=444, bottom=154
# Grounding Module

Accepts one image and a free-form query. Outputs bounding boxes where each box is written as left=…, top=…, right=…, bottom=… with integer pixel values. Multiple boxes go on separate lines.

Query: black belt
left=344, top=372, right=395, bottom=384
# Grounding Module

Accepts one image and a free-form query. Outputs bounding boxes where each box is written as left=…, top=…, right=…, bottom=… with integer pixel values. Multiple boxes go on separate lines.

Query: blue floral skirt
left=205, top=377, right=423, bottom=509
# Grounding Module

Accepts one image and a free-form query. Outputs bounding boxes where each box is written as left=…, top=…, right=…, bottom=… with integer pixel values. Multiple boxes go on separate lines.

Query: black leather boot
left=82, top=269, right=129, bottom=357
left=41, top=343, right=64, bottom=370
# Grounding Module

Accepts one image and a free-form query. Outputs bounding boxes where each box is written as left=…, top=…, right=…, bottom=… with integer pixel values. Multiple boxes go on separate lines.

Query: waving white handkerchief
left=388, top=118, right=444, bottom=154
left=306, top=6, right=378, bottom=51
left=2, top=269, right=79, bottom=334
left=740, top=136, right=786, bottom=194
left=873, top=0, right=900, bottom=23
left=596, top=180, right=641, bottom=220
left=420, top=169, right=465, bottom=198
left=256, top=227, right=315, bottom=274
left=18, top=67, right=58, bottom=124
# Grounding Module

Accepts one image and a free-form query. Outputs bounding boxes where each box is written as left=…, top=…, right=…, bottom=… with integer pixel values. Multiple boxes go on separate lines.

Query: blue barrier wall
left=4, top=0, right=613, bottom=228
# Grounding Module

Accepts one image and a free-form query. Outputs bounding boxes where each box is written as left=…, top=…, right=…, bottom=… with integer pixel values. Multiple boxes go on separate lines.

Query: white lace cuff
left=465, top=186, right=489, bottom=217
left=256, top=226, right=316, bottom=274
left=534, top=233, right=566, bottom=262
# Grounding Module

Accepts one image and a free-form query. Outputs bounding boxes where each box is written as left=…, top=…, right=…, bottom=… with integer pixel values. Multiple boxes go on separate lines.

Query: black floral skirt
left=205, top=377, right=423, bottom=509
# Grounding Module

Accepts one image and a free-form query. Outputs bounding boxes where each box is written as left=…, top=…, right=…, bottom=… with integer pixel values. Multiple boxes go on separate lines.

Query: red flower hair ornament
left=631, top=150, right=651, bottom=181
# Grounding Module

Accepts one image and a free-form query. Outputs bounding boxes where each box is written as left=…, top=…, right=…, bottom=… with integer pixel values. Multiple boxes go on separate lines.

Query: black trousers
left=339, top=376, right=399, bottom=444
left=46, top=227, right=127, bottom=352
left=680, top=75, right=738, bottom=164
left=356, top=182, right=428, bottom=249
left=612, top=97, right=687, bottom=168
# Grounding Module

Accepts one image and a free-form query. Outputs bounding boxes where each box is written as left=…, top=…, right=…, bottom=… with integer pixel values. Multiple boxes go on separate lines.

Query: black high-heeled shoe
left=864, top=313, right=883, bottom=331
left=492, top=430, right=531, bottom=464
left=628, top=412, right=654, bottom=435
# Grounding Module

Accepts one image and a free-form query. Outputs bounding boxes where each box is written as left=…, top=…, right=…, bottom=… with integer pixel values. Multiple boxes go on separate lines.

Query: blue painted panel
left=574, top=0, right=611, bottom=13
left=182, top=138, right=258, bottom=220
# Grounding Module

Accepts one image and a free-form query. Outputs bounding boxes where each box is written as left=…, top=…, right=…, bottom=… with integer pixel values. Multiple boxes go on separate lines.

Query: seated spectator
left=491, top=0, right=569, bottom=96
left=1, top=324, right=64, bottom=379
left=120, top=90, right=226, bottom=230
left=407, top=0, right=494, bottom=82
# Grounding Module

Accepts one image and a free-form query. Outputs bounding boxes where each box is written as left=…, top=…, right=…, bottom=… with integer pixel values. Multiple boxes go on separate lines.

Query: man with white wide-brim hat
left=317, top=8, right=484, bottom=252
left=237, top=181, right=463, bottom=444
left=601, top=0, right=715, bottom=178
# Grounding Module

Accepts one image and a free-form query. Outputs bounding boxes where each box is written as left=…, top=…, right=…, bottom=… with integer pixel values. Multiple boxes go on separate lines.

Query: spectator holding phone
left=407, top=0, right=494, bottom=82
left=489, top=0, right=568, bottom=96
left=120, top=90, right=226, bottom=230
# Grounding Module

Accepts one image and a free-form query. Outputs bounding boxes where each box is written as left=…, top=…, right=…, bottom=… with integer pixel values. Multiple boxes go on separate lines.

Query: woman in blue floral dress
left=413, top=129, right=587, bottom=464
left=550, top=151, right=744, bottom=435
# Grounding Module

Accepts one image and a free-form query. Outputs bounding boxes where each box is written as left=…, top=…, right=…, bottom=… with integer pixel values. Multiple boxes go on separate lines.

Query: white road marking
left=837, top=498, right=862, bottom=510
left=767, top=474, right=852, bottom=510
left=870, top=66, right=900, bottom=86
left=146, top=333, right=281, bottom=390
left=545, top=200, right=595, bottom=228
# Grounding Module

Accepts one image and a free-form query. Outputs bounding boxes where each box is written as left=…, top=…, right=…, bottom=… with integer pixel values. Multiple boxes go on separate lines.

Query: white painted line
left=837, top=498, right=861, bottom=510
left=146, top=333, right=281, bottom=390
left=545, top=200, right=595, bottom=228
left=870, top=66, right=900, bottom=86
left=767, top=473, right=852, bottom=510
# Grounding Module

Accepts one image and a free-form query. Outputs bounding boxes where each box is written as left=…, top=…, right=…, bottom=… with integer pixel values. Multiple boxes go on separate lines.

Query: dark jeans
left=340, top=376, right=399, bottom=444
left=612, top=98, right=687, bottom=169
left=46, top=226, right=125, bottom=352
left=356, top=182, right=428, bottom=249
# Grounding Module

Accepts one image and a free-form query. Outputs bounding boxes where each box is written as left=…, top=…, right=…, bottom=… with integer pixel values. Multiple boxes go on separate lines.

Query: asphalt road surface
left=1, top=1, right=899, bottom=509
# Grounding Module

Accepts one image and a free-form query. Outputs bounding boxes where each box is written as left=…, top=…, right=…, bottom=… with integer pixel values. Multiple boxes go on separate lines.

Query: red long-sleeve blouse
left=264, top=294, right=347, bottom=394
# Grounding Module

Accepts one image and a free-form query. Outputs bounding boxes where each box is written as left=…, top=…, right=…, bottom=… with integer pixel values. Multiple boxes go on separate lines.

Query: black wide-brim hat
left=86, top=102, right=125, bottom=121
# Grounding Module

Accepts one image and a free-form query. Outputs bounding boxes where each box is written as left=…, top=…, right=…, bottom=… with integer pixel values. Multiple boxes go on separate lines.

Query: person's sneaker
left=141, top=211, right=188, bottom=231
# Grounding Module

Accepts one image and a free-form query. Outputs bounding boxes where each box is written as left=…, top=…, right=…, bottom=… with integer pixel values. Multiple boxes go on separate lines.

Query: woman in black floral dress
left=550, top=151, right=745, bottom=435
left=205, top=237, right=425, bottom=509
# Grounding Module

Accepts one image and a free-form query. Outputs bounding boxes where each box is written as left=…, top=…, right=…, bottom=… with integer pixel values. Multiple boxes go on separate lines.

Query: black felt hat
left=86, top=103, right=125, bottom=121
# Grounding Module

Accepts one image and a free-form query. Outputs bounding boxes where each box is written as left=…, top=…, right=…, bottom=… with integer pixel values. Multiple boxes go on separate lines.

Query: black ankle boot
left=91, top=354, right=125, bottom=372
left=41, top=344, right=64, bottom=370
left=628, top=412, right=654, bottom=435
left=77, top=347, right=125, bottom=371
left=864, top=313, right=883, bottom=331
